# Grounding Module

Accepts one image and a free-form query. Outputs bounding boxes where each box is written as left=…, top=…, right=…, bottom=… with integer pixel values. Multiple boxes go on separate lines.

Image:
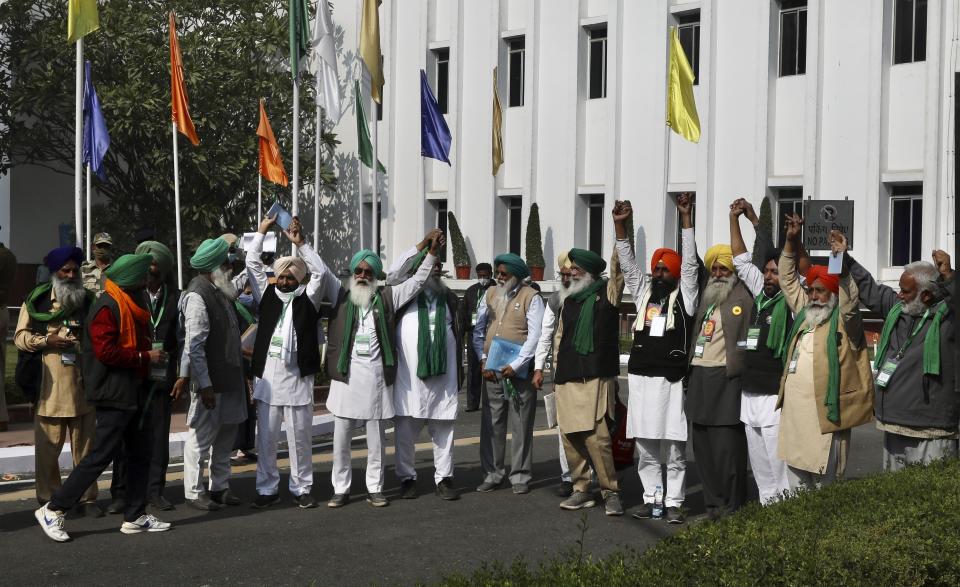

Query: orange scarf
left=103, top=279, right=151, bottom=350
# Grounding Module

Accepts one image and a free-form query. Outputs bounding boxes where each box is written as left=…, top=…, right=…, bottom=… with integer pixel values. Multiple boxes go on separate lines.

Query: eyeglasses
left=354, top=267, right=375, bottom=278
left=495, top=270, right=511, bottom=279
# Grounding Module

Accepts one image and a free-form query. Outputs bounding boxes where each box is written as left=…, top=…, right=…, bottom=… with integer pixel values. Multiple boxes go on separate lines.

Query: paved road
left=0, top=381, right=885, bottom=586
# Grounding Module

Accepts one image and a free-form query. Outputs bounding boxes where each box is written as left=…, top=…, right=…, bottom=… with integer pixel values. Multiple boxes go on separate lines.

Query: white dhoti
left=740, top=390, right=789, bottom=504
left=255, top=402, right=314, bottom=497
left=627, top=374, right=687, bottom=506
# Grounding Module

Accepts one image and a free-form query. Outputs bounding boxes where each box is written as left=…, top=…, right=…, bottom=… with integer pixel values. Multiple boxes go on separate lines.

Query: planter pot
left=455, top=265, right=471, bottom=279
left=530, top=266, right=545, bottom=281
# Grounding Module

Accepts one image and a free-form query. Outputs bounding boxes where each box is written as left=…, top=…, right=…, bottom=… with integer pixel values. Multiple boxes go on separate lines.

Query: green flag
left=289, top=0, right=310, bottom=78
left=355, top=81, right=386, bottom=173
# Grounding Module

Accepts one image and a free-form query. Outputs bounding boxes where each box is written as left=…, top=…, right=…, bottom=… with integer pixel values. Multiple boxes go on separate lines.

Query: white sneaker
left=35, top=504, right=70, bottom=542
left=120, top=514, right=172, bottom=534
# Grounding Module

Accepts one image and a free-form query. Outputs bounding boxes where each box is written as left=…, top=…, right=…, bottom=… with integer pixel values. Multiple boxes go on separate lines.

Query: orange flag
left=169, top=12, right=199, bottom=146
left=257, top=99, right=289, bottom=186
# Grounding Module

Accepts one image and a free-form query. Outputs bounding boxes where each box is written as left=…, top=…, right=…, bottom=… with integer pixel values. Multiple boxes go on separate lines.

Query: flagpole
left=314, top=94, right=322, bottom=250
left=74, top=37, right=84, bottom=249
left=292, top=77, right=300, bottom=256
left=371, top=97, right=379, bottom=257
left=173, top=121, right=184, bottom=289
left=257, top=173, right=263, bottom=225
left=85, top=164, right=91, bottom=260
left=357, top=143, right=364, bottom=250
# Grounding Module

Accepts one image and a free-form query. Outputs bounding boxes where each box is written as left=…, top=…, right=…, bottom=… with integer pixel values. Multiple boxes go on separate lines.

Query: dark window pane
left=781, top=0, right=807, bottom=8
left=678, top=23, right=700, bottom=85
left=508, top=38, right=525, bottom=107
left=797, top=9, right=807, bottom=74
left=508, top=198, right=522, bottom=255
left=910, top=199, right=923, bottom=263
left=437, top=200, right=448, bottom=259
left=890, top=199, right=912, bottom=265
left=914, top=0, right=927, bottom=62
left=780, top=11, right=798, bottom=76
left=435, top=49, right=449, bottom=114
left=588, top=195, right=604, bottom=254
left=588, top=30, right=606, bottom=99
left=894, top=0, right=914, bottom=64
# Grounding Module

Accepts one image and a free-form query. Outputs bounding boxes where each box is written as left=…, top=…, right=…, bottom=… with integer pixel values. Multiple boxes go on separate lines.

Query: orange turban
left=650, top=248, right=681, bottom=279
left=806, top=265, right=839, bottom=294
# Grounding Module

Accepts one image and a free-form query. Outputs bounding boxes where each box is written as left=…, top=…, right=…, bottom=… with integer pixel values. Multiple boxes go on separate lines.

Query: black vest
left=185, top=276, right=244, bottom=393
left=741, top=294, right=793, bottom=395
left=148, top=284, right=181, bottom=388
left=81, top=294, right=148, bottom=411
left=554, top=290, right=620, bottom=384
left=628, top=293, right=694, bottom=382
left=324, top=287, right=398, bottom=386
left=251, top=285, right=322, bottom=379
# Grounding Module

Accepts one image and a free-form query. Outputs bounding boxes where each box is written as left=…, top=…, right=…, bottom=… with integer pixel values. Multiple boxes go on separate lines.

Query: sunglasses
left=354, top=267, right=376, bottom=278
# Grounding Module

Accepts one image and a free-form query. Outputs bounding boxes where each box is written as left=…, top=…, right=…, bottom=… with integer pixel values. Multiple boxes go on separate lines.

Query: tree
left=525, top=203, right=544, bottom=268
left=0, top=0, right=340, bottom=254
left=752, top=196, right=773, bottom=267
left=447, top=211, right=469, bottom=267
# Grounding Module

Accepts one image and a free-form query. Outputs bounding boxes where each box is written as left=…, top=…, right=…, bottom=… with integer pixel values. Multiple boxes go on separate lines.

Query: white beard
left=349, top=278, right=376, bottom=308
left=51, top=275, right=86, bottom=313
left=496, top=276, right=519, bottom=303
left=211, top=267, right=237, bottom=299
left=703, top=276, right=737, bottom=307
left=901, top=296, right=927, bottom=317
left=560, top=274, right=595, bottom=304
left=803, top=294, right=838, bottom=330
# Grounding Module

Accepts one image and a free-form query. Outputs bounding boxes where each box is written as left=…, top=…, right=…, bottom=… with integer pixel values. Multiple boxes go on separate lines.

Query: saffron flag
left=169, top=12, right=199, bottom=146
left=360, top=0, right=384, bottom=104
left=308, top=0, right=342, bottom=121
left=492, top=67, right=504, bottom=176
left=666, top=27, right=700, bottom=143
left=355, top=81, right=385, bottom=173
left=420, top=70, right=451, bottom=165
left=82, top=60, right=110, bottom=182
left=67, top=0, right=99, bottom=43
left=258, top=100, right=289, bottom=187
left=289, top=0, right=310, bottom=79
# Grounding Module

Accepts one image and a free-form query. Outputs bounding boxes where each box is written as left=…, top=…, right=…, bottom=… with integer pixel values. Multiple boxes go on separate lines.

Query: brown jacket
left=776, top=252, right=874, bottom=433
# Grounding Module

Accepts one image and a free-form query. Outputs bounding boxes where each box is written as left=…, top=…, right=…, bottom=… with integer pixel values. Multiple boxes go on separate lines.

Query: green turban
left=104, top=254, right=153, bottom=288
left=135, top=241, right=174, bottom=278
left=350, top=249, right=384, bottom=278
left=190, top=238, right=230, bottom=273
left=567, top=248, right=606, bottom=276
left=493, top=253, right=530, bottom=280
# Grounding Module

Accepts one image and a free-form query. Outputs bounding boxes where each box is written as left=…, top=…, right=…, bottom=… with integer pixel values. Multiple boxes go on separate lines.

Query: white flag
left=309, top=0, right=342, bottom=122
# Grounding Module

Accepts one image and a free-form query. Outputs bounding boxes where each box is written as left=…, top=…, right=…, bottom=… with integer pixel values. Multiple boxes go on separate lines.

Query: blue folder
left=485, top=336, right=529, bottom=378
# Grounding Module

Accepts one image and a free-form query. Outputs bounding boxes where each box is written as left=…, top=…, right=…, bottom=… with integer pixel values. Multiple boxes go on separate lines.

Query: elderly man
left=846, top=248, right=957, bottom=468
left=107, top=241, right=181, bottom=513
left=16, top=247, right=100, bottom=514
left=243, top=216, right=329, bottom=509
left=81, top=232, right=113, bottom=297
left=777, top=216, right=873, bottom=489
left=473, top=253, right=545, bottom=495
left=386, top=234, right=462, bottom=501
left=685, top=194, right=754, bottom=519
left=729, top=199, right=792, bottom=504
left=614, top=198, right=697, bottom=523
left=35, top=254, right=170, bottom=541
left=175, top=237, right=248, bottom=511
left=548, top=248, right=625, bottom=515
left=460, top=263, right=495, bottom=412
left=324, top=234, right=441, bottom=508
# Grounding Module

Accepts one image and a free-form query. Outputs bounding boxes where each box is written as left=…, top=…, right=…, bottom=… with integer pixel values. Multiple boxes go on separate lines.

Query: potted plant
left=447, top=211, right=471, bottom=279
left=525, top=203, right=545, bottom=281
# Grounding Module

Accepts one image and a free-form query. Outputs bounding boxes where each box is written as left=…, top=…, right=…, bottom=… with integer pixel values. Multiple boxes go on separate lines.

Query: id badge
left=694, top=336, right=706, bottom=358
left=644, top=303, right=662, bottom=327
left=268, top=335, right=283, bottom=359
left=746, top=327, right=761, bottom=351
left=61, top=352, right=77, bottom=366
left=876, top=358, right=899, bottom=388
left=649, top=316, right=667, bottom=337
left=788, top=346, right=800, bottom=374
left=355, top=333, right=372, bottom=357
left=701, top=319, right=716, bottom=342
left=471, top=312, right=478, bottom=326
left=150, top=342, right=167, bottom=382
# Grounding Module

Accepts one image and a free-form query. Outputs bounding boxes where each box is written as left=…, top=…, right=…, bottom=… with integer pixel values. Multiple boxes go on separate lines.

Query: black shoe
left=512, top=483, right=530, bottom=495
left=327, top=493, right=349, bottom=508
left=148, top=495, right=175, bottom=511
left=400, top=479, right=418, bottom=499
left=78, top=502, right=105, bottom=518
left=250, top=493, right=280, bottom=509
left=366, top=492, right=389, bottom=507
left=436, top=478, right=460, bottom=501
left=556, top=481, right=574, bottom=498
left=210, top=489, right=242, bottom=506
left=186, top=495, right=221, bottom=511
left=241, top=450, right=258, bottom=462
left=665, top=506, right=686, bottom=524
left=631, top=503, right=655, bottom=520
left=294, top=493, right=318, bottom=509
left=476, top=480, right=503, bottom=493
left=106, top=497, right=127, bottom=515
left=464, top=406, right=480, bottom=413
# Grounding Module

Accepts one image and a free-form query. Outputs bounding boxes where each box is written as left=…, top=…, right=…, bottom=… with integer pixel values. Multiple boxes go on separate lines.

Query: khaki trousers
left=35, top=412, right=99, bottom=504
left=561, top=417, right=620, bottom=494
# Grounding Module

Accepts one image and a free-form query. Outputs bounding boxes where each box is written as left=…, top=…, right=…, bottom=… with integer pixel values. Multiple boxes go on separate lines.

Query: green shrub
left=525, top=203, right=544, bottom=268
left=447, top=211, right=470, bottom=267
left=435, top=459, right=960, bottom=586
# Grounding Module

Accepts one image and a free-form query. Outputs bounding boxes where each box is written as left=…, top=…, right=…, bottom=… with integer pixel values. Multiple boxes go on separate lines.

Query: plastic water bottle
left=652, top=485, right=664, bottom=519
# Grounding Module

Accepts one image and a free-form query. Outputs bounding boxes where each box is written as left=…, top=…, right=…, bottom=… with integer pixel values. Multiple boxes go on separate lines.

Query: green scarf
left=234, top=300, right=256, bottom=328
left=25, top=282, right=90, bottom=323
left=874, top=301, right=948, bottom=377
left=763, top=291, right=790, bottom=359
left=416, top=291, right=447, bottom=378
left=336, top=291, right=395, bottom=377
left=785, top=304, right=841, bottom=424
left=569, top=278, right=607, bottom=355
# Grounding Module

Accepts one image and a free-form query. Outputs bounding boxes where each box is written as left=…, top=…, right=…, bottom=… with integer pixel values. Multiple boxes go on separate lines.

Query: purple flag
left=420, top=69, right=451, bottom=164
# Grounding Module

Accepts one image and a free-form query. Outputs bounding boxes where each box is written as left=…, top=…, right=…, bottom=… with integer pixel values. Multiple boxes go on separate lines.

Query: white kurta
left=393, top=291, right=458, bottom=421
left=626, top=375, right=688, bottom=441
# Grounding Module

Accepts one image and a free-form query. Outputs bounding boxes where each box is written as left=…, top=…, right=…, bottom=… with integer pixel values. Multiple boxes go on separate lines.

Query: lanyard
left=893, top=309, right=931, bottom=360
left=753, top=292, right=781, bottom=325
left=277, top=297, right=293, bottom=329
left=701, top=303, right=717, bottom=326
left=149, top=285, right=166, bottom=331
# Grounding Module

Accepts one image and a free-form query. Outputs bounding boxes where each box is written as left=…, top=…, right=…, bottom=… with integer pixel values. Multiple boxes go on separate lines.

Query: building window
left=779, top=0, right=807, bottom=77
left=507, top=36, right=525, bottom=107
left=677, top=12, right=700, bottom=85
left=890, top=185, right=923, bottom=266
left=670, top=192, right=696, bottom=249
left=587, top=26, right=607, bottom=99
left=776, top=188, right=804, bottom=247
left=506, top=197, right=522, bottom=255
left=586, top=194, right=604, bottom=254
left=434, top=199, right=448, bottom=260
left=893, top=0, right=927, bottom=64
left=433, top=48, right=450, bottom=114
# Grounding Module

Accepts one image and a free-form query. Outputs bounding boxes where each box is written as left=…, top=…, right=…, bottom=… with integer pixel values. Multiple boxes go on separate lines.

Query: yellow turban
left=557, top=250, right=572, bottom=271
left=704, top=244, right=734, bottom=272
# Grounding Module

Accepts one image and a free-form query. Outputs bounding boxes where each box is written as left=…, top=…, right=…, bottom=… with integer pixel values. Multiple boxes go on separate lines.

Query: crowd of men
left=6, top=194, right=955, bottom=542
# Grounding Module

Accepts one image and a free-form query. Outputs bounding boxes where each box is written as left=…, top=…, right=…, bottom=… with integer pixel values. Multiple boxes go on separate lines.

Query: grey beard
left=496, top=277, right=519, bottom=303
left=424, top=275, right=445, bottom=296
left=703, top=276, right=736, bottom=307
left=901, top=296, right=928, bottom=317
left=211, top=267, right=237, bottom=299
left=804, top=294, right=838, bottom=330
left=349, top=278, right=376, bottom=308
left=560, top=274, right=595, bottom=305
left=51, top=275, right=86, bottom=313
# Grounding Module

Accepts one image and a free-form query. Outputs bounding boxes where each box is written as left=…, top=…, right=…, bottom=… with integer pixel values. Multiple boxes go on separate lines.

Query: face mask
left=93, top=248, right=112, bottom=262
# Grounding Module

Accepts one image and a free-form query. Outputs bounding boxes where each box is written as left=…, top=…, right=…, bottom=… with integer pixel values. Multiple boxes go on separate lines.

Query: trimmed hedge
left=437, top=459, right=960, bottom=586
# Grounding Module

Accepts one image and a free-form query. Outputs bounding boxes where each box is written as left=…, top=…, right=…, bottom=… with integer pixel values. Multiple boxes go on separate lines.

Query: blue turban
left=493, top=253, right=530, bottom=280
left=45, top=246, right=84, bottom=272
left=350, top=249, right=384, bottom=278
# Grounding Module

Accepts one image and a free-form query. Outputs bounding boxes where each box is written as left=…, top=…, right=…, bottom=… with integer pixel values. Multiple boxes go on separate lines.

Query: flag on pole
left=67, top=0, right=99, bottom=43
left=169, top=12, right=199, bottom=146
left=420, top=70, right=451, bottom=165
left=82, top=60, right=110, bottom=181
left=666, top=26, right=700, bottom=143
left=355, top=81, right=385, bottom=172
left=289, top=0, right=310, bottom=79
left=258, top=100, right=290, bottom=186
left=360, top=0, right=384, bottom=104
left=492, top=67, right=504, bottom=176
left=308, top=0, right=342, bottom=121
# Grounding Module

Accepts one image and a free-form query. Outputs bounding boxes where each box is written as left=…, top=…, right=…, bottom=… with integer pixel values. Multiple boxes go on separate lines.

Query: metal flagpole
left=371, top=96, right=378, bottom=258
left=292, top=77, right=300, bottom=256
left=85, top=164, right=91, bottom=260
left=74, top=37, right=84, bottom=248
left=314, top=93, right=322, bottom=250
left=173, top=121, right=184, bottom=289
left=257, top=173, right=262, bottom=225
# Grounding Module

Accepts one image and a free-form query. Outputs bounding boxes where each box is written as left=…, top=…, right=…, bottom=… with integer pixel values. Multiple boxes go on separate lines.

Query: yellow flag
left=360, top=0, right=384, bottom=104
left=666, top=27, right=700, bottom=143
left=492, top=68, right=503, bottom=176
left=67, top=0, right=100, bottom=43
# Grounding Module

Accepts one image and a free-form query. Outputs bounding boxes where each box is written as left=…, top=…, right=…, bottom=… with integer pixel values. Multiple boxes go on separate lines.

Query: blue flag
left=82, top=60, right=110, bottom=181
left=420, top=69, right=451, bottom=165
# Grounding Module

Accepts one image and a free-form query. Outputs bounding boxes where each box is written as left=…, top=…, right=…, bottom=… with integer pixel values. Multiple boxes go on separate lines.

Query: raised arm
left=385, top=229, right=442, bottom=286
left=281, top=218, right=341, bottom=310
left=778, top=213, right=809, bottom=313
left=729, top=199, right=764, bottom=297
left=613, top=200, right=647, bottom=301
left=391, top=234, right=444, bottom=308
left=245, top=216, right=276, bottom=304
left=607, top=245, right=625, bottom=306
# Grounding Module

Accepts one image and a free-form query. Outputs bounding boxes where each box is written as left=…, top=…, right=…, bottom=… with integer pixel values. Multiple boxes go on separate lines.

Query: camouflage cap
left=93, top=232, right=113, bottom=246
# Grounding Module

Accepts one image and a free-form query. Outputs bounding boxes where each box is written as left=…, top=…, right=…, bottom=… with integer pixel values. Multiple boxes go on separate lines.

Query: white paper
left=544, top=392, right=558, bottom=429
left=828, top=252, right=843, bottom=275
left=241, top=232, right=277, bottom=253
left=648, top=315, right=667, bottom=337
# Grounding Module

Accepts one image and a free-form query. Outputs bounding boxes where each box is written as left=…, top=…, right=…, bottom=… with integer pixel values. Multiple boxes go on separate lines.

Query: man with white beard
left=777, top=216, right=873, bottom=490
left=175, top=237, right=248, bottom=511
left=15, top=247, right=100, bottom=515
left=324, top=231, right=442, bottom=508
left=385, top=237, right=462, bottom=501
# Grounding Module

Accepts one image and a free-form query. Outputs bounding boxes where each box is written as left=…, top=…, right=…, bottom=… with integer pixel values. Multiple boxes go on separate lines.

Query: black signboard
left=803, top=199, right=854, bottom=251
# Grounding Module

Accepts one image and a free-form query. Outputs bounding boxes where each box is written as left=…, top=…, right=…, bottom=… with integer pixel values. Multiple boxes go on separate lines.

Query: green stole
left=568, top=278, right=607, bottom=355
left=416, top=290, right=447, bottom=378
left=336, top=291, right=395, bottom=377
left=785, top=305, right=841, bottom=424
left=25, top=282, right=91, bottom=323
left=874, top=301, right=948, bottom=377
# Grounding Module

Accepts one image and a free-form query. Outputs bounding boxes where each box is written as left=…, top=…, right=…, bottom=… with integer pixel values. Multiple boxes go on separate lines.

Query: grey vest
left=186, top=276, right=244, bottom=393
left=325, top=287, right=398, bottom=386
